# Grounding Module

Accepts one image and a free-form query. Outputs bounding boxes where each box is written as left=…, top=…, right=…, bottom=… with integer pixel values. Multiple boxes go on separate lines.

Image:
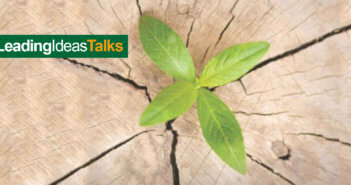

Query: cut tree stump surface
left=0, top=0, right=351, bottom=184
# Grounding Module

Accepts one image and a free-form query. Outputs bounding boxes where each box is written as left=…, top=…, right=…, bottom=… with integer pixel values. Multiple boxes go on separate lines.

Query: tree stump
left=0, top=0, right=350, bottom=184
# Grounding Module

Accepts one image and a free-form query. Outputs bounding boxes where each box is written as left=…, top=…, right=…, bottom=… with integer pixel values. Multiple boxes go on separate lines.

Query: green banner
left=0, top=35, right=128, bottom=58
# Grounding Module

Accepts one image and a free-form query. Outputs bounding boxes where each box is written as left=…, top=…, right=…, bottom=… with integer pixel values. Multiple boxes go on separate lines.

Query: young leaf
left=198, top=41, right=269, bottom=87
left=140, top=81, right=197, bottom=126
left=139, top=16, right=196, bottom=82
left=197, top=88, right=246, bottom=174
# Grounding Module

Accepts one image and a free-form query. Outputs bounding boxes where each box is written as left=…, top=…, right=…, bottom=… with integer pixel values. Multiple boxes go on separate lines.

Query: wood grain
left=0, top=0, right=350, bottom=184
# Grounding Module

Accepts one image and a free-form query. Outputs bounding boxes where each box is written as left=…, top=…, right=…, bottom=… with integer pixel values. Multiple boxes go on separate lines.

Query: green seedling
left=138, top=15, right=269, bottom=174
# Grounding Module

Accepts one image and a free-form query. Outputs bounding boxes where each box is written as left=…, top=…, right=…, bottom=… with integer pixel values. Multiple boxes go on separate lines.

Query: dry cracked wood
left=174, top=31, right=351, bottom=185
left=0, top=59, right=172, bottom=185
left=57, top=131, right=174, bottom=185
left=0, top=0, right=351, bottom=184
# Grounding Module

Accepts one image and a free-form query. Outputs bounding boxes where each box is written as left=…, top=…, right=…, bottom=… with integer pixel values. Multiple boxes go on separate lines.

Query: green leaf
left=198, top=41, right=270, bottom=87
left=197, top=88, right=246, bottom=174
left=139, top=16, right=196, bottom=82
left=140, top=81, right=197, bottom=126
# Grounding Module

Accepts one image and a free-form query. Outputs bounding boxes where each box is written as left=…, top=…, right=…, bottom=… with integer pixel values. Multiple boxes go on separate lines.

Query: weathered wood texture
left=0, top=0, right=350, bottom=184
